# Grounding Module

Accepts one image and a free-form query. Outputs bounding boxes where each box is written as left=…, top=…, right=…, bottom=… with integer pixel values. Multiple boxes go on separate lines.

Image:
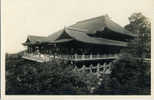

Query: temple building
left=22, top=15, right=136, bottom=76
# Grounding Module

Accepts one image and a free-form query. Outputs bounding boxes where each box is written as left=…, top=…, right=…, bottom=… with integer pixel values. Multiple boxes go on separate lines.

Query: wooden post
left=90, top=53, right=92, bottom=59
left=82, top=54, right=85, bottom=60
left=89, top=64, right=93, bottom=73
left=53, top=44, right=56, bottom=59
left=97, top=53, right=100, bottom=58
left=82, top=65, right=86, bottom=72
left=97, top=63, right=100, bottom=73
left=29, top=46, right=31, bottom=53
left=27, top=46, right=30, bottom=53
left=75, top=53, right=78, bottom=60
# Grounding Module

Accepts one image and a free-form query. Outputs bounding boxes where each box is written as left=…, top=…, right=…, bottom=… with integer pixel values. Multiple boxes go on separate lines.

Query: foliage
left=94, top=12, right=151, bottom=95
left=94, top=53, right=150, bottom=95
left=111, top=13, right=151, bottom=95
left=6, top=53, right=92, bottom=95
left=73, top=71, right=100, bottom=93
left=111, top=13, right=151, bottom=94
left=110, top=54, right=150, bottom=95
left=125, top=12, right=151, bottom=58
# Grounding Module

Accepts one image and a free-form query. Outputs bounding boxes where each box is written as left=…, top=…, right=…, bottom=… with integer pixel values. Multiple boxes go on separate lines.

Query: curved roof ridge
left=67, top=26, right=88, bottom=33
left=65, top=28, right=127, bottom=47
left=28, top=35, right=47, bottom=41
left=46, top=29, right=65, bottom=42
left=104, top=17, right=137, bottom=37
left=76, top=15, right=106, bottom=24
left=70, top=15, right=136, bottom=37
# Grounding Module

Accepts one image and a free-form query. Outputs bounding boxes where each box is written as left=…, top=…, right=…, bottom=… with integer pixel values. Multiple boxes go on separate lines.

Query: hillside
left=5, top=53, right=98, bottom=95
left=5, top=52, right=150, bottom=95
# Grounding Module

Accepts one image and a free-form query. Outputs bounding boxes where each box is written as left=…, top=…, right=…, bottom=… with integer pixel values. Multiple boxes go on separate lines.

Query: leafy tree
left=94, top=13, right=151, bottom=95
left=94, top=54, right=150, bottom=95
left=110, top=54, right=150, bottom=95
left=6, top=53, right=100, bottom=95
left=125, top=12, right=151, bottom=58
left=6, top=53, right=90, bottom=94
left=113, top=13, right=151, bottom=94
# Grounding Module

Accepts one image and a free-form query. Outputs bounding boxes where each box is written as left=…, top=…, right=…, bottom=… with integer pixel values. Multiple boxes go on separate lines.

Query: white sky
left=4, top=0, right=154, bottom=53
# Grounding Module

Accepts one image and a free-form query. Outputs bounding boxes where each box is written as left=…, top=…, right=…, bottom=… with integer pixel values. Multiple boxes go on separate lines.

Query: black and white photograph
left=2, top=0, right=153, bottom=98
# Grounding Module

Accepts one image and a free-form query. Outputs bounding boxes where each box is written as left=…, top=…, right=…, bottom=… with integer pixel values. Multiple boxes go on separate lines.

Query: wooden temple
left=22, top=15, right=136, bottom=75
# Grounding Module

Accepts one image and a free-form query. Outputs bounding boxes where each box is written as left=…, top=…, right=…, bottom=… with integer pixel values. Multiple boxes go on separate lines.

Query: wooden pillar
left=82, top=54, right=85, bottom=60
left=89, top=64, right=93, bottom=73
left=74, top=53, right=78, bottom=60
left=27, top=46, right=29, bottom=53
left=82, top=65, right=86, bottom=72
left=97, top=63, right=100, bottom=73
left=29, top=46, right=31, bottom=53
left=90, top=53, right=93, bottom=59
left=28, top=46, right=30, bottom=53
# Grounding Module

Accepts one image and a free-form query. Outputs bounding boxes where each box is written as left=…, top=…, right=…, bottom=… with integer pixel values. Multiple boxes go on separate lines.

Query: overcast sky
left=4, top=0, right=153, bottom=53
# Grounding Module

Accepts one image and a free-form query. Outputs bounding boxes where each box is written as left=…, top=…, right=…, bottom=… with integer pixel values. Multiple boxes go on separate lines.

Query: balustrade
left=23, top=51, right=119, bottom=62
left=23, top=52, right=113, bottom=75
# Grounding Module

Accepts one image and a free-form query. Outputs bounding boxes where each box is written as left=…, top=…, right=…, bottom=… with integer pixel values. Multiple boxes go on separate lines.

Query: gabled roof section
left=70, top=15, right=136, bottom=37
left=70, top=15, right=106, bottom=33
left=24, top=35, right=47, bottom=44
left=65, top=27, right=127, bottom=47
left=47, top=29, right=65, bottom=42
left=47, top=29, right=74, bottom=43
left=104, top=16, right=137, bottom=37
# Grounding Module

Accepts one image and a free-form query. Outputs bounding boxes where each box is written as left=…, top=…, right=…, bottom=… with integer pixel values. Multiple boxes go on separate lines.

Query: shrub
left=6, top=54, right=89, bottom=94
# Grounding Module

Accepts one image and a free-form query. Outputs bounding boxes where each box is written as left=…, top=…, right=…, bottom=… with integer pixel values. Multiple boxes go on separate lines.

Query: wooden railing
left=22, top=52, right=119, bottom=62
left=22, top=52, right=51, bottom=62
left=56, top=53, right=118, bottom=61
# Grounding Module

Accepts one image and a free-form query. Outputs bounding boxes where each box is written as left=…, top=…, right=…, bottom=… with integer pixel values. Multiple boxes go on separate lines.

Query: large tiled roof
left=104, top=16, right=136, bottom=37
left=70, top=16, right=106, bottom=33
left=24, top=15, right=134, bottom=47
left=70, top=15, right=136, bottom=37
left=65, top=27, right=127, bottom=47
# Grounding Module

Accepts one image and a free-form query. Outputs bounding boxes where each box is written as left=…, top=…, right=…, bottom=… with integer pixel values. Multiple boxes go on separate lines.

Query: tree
left=110, top=54, right=150, bottom=95
left=6, top=54, right=90, bottom=94
left=94, top=13, right=151, bottom=95
left=125, top=12, right=151, bottom=58
left=113, top=12, right=151, bottom=94
left=6, top=53, right=100, bottom=95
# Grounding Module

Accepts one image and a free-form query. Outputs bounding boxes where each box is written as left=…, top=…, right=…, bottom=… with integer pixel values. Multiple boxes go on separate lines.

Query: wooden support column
left=82, top=65, right=86, bottom=72
left=28, top=46, right=30, bottom=53
left=27, top=46, right=29, bottom=53
left=29, top=46, right=32, bottom=53
left=82, top=54, right=85, bottom=60
left=89, top=64, right=93, bottom=73
left=75, top=53, right=78, bottom=60
left=90, top=53, right=93, bottom=59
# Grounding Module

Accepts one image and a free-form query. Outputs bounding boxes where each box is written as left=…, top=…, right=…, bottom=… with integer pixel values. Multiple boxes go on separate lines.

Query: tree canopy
left=124, top=12, right=151, bottom=58
left=6, top=53, right=100, bottom=94
left=94, top=12, right=151, bottom=95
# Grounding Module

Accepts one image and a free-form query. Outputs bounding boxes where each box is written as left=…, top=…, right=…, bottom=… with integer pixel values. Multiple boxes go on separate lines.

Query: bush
left=94, top=53, right=150, bottom=95
left=6, top=54, right=90, bottom=95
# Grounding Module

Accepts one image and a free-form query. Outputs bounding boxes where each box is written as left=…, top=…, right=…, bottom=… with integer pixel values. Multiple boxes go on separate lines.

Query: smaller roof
left=47, top=30, right=65, bottom=42
left=24, top=35, right=47, bottom=45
